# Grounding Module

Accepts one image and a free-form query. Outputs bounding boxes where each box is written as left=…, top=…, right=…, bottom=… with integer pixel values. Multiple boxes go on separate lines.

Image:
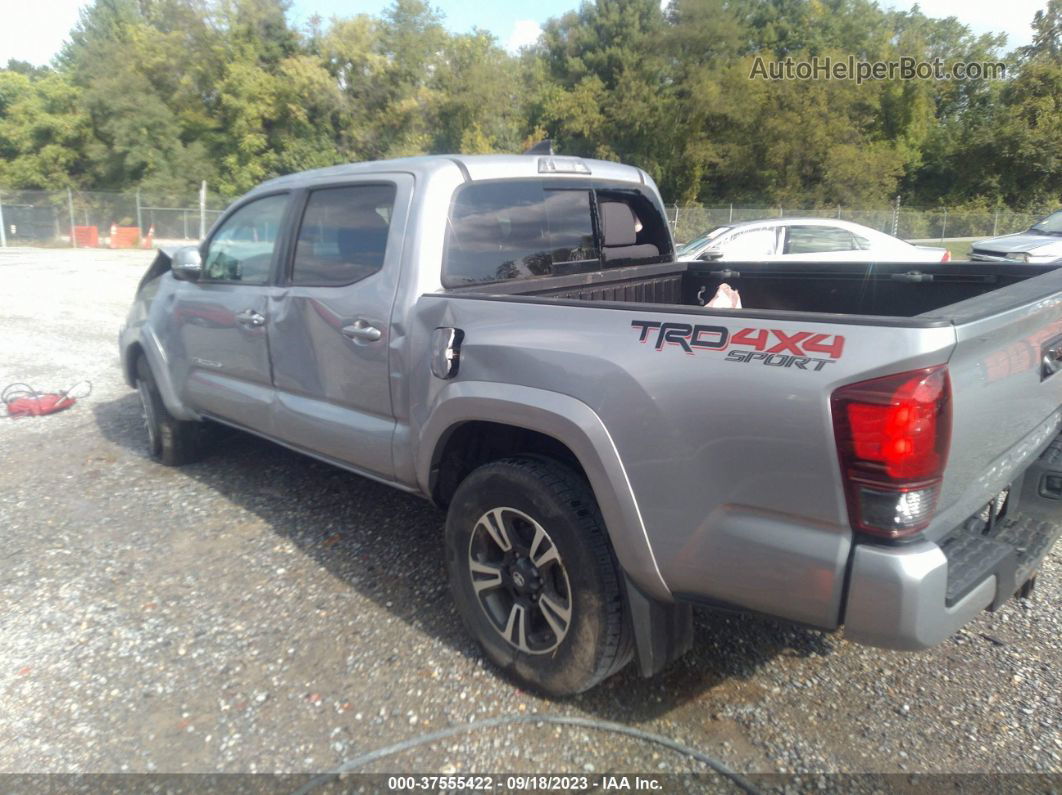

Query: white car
left=676, top=218, right=951, bottom=263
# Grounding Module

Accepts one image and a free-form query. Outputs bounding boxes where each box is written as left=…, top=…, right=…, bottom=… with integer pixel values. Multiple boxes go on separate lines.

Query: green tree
left=914, top=1, right=1061, bottom=208
left=320, top=0, right=448, bottom=160
left=0, top=70, right=91, bottom=188
left=1, top=0, right=1057, bottom=211
left=536, top=0, right=683, bottom=196
left=432, top=31, right=529, bottom=154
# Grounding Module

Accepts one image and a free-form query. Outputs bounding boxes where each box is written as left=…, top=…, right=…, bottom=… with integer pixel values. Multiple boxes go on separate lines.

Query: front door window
left=202, top=194, right=288, bottom=284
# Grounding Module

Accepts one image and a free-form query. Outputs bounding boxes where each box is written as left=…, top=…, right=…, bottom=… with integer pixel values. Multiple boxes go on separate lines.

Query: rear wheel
left=445, top=456, right=632, bottom=696
left=135, top=355, right=205, bottom=466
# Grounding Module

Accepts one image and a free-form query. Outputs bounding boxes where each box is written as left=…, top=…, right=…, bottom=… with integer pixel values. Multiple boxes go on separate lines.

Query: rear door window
left=292, top=184, right=396, bottom=286
left=443, top=181, right=597, bottom=286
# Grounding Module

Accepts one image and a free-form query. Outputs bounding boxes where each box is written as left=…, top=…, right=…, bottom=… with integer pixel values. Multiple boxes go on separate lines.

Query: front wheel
left=445, top=456, right=632, bottom=696
left=135, top=355, right=205, bottom=466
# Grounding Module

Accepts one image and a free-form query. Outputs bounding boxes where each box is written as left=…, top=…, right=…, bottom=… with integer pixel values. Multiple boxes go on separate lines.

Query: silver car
left=971, top=210, right=1062, bottom=263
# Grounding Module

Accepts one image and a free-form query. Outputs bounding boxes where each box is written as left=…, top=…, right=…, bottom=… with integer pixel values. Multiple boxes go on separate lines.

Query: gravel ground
left=0, top=248, right=1059, bottom=782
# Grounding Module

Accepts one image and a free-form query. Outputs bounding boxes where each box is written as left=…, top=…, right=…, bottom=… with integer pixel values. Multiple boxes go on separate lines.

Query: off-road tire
left=445, top=456, right=632, bottom=696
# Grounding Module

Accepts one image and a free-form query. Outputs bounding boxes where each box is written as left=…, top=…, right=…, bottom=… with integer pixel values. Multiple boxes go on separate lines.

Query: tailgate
left=927, top=274, right=1062, bottom=540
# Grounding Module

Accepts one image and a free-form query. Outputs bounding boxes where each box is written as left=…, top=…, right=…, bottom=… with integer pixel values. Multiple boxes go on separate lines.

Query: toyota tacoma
left=120, top=154, right=1062, bottom=695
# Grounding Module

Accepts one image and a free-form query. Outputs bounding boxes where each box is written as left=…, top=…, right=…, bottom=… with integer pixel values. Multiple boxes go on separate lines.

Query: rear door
left=173, top=192, right=290, bottom=429
left=267, top=175, right=412, bottom=478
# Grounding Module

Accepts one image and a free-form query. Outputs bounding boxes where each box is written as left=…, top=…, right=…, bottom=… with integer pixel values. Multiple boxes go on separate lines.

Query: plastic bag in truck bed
left=706, top=283, right=742, bottom=309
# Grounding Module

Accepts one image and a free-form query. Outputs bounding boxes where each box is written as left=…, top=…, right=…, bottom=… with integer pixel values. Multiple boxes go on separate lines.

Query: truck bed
left=454, top=259, right=1061, bottom=323
left=431, top=255, right=1062, bottom=629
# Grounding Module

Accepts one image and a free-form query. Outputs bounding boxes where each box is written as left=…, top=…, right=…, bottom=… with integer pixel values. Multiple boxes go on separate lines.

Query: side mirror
left=171, top=246, right=202, bottom=281
left=698, top=250, right=724, bottom=261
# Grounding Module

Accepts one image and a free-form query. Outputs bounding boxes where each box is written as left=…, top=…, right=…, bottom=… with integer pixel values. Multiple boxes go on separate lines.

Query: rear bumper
left=843, top=514, right=1059, bottom=649
left=844, top=441, right=1062, bottom=650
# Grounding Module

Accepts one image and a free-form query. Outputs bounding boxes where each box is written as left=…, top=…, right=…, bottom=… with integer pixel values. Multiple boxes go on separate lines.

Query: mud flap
left=623, top=575, right=693, bottom=677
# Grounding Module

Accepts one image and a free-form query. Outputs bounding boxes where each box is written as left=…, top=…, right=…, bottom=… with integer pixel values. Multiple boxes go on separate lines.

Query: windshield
left=676, top=226, right=731, bottom=256
left=1029, top=211, right=1062, bottom=235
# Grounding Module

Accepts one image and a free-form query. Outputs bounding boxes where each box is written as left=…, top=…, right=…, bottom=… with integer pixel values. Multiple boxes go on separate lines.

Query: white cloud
left=0, top=0, right=88, bottom=66
left=505, top=19, right=542, bottom=53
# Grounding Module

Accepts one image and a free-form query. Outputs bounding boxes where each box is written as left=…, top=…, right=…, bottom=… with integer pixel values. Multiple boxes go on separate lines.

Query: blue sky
left=287, top=0, right=579, bottom=50
left=0, top=0, right=1046, bottom=66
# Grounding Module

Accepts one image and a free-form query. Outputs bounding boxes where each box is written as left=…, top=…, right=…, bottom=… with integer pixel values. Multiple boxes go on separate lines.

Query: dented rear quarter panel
left=410, top=293, right=959, bottom=628
left=121, top=155, right=1062, bottom=636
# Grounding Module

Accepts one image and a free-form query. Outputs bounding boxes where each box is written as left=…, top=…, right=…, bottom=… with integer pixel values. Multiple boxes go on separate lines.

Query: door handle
left=236, top=309, right=266, bottom=327
left=342, top=320, right=382, bottom=342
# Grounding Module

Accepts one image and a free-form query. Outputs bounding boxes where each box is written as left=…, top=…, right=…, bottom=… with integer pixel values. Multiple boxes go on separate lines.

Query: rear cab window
left=442, top=179, right=671, bottom=287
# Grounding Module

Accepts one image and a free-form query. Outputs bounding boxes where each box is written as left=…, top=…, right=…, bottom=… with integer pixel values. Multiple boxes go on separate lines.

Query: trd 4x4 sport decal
left=630, top=320, right=845, bottom=371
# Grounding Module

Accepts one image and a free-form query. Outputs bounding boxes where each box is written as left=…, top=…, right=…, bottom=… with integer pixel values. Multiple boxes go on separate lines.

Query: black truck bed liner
left=450, top=259, right=1060, bottom=321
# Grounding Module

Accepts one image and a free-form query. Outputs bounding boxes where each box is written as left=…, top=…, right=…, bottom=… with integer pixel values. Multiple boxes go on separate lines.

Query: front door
left=268, top=176, right=411, bottom=478
left=172, top=192, right=290, bottom=430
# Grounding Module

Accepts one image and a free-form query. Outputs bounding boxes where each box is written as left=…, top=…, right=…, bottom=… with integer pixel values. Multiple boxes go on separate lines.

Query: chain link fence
left=0, top=187, right=233, bottom=248
left=664, top=205, right=1052, bottom=244
left=0, top=187, right=1052, bottom=249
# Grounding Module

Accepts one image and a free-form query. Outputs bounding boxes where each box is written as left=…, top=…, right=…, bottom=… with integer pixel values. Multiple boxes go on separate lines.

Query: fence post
left=199, top=181, right=207, bottom=240
left=993, top=208, right=999, bottom=236
left=940, top=208, right=947, bottom=243
left=891, top=195, right=900, bottom=237
left=728, top=203, right=733, bottom=223
left=136, top=189, right=142, bottom=235
left=0, top=192, right=6, bottom=248
left=67, top=188, right=77, bottom=248
left=674, top=205, right=680, bottom=235
left=837, top=205, right=841, bottom=219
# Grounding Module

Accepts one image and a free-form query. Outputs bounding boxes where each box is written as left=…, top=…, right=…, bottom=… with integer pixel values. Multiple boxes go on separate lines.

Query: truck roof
left=254, top=154, right=650, bottom=193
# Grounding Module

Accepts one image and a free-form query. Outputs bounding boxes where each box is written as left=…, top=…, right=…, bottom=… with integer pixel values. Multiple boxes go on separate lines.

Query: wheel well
left=431, top=421, right=586, bottom=507
left=124, top=342, right=144, bottom=387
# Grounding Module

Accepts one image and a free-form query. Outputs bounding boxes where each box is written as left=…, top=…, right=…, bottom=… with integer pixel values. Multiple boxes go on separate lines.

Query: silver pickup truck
left=120, top=154, right=1062, bottom=695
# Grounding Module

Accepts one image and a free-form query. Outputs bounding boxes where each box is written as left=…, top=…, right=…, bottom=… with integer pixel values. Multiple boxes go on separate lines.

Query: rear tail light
left=941, top=250, right=951, bottom=262
left=832, top=366, right=951, bottom=539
